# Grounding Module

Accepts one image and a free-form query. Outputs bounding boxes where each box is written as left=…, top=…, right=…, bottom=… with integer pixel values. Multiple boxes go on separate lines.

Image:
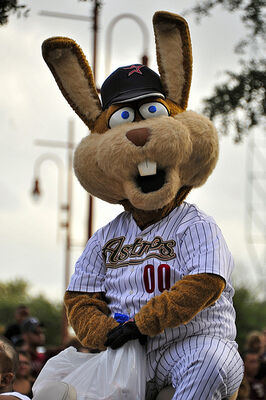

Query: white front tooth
left=138, top=160, right=157, bottom=176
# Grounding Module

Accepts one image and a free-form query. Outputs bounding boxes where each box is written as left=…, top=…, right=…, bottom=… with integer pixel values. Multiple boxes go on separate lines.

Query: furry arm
left=64, top=291, right=119, bottom=350
left=135, top=273, right=225, bottom=336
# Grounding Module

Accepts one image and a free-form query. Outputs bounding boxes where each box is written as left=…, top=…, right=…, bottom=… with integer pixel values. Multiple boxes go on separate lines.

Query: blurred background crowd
left=1, top=304, right=89, bottom=398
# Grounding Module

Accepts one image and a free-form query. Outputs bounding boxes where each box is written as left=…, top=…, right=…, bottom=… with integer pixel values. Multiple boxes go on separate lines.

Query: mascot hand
left=104, top=319, right=147, bottom=349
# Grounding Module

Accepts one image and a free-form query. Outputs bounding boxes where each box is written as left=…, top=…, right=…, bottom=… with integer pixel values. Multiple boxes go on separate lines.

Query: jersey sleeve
left=179, top=221, right=234, bottom=282
left=67, top=232, right=105, bottom=293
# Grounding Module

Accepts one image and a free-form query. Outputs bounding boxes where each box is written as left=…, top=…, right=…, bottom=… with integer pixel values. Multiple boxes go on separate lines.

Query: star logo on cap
left=123, top=65, right=145, bottom=76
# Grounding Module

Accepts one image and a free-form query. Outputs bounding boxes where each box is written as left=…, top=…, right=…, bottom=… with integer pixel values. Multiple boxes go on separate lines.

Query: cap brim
left=114, top=92, right=165, bottom=104
left=103, top=90, right=165, bottom=109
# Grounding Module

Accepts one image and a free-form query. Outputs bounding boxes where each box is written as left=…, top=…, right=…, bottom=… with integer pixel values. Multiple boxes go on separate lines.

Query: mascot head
left=42, top=12, right=218, bottom=215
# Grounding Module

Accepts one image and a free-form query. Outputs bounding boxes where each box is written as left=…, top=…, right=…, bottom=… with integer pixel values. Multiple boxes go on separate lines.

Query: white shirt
left=0, top=392, right=30, bottom=400
left=68, top=202, right=237, bottom=352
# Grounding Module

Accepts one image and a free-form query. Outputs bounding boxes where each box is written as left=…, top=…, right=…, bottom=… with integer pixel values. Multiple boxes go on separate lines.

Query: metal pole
left=61, top=120, right=74, bottom=344
left=65, top=119, right=74, bottom=291
left=87, top=0, right=100, bottom=240
left=92, top=0, right=99, bottom=82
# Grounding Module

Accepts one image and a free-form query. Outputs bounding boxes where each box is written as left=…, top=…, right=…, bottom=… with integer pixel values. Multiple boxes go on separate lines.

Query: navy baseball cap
left=100, top=64, right=165, bottom=110
left=22, top=317, right=44, bottom=333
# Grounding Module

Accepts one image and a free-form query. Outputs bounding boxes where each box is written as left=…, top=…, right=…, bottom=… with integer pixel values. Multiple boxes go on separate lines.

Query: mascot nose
left=126, top=128, right=151, bottom=147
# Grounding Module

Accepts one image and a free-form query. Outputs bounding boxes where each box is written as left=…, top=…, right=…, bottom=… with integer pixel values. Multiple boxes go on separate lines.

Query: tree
left=0, top=0, right=29, bottom=25
left=0, top=279, right=63, bottom=346
left=185, top=0, right=265, bottom=142
left=233, top=286, right=266, bottom=353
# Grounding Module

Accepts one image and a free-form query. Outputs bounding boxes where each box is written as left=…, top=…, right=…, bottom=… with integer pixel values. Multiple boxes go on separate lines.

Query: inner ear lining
left=153, top=12, right=193, bottom=110
left=43, top=38, right=101, bottom=129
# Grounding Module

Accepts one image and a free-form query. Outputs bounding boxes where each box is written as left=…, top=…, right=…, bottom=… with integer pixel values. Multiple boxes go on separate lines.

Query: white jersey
left=68, top=202, right=237, bottom=353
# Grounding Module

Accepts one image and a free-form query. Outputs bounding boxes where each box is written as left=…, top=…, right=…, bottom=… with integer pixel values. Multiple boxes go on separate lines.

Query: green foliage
left=0, top=278, right=29, bottom=302
left=0, top=279, right=63, bottom=346
left=184, top=0, right=266, bottom=141
left=234, top=286, right=266, bottom=354
left=185, top=1, right=265, bottom=38
left=203, top=59, right=265, bottom=142
left=0, top=0, right=30, bottom=25
left=0, top=279, right=29, bottom=325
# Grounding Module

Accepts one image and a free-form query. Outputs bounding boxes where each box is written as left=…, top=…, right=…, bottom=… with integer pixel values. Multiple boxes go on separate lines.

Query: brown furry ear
left=42, top=37, right=102, bottom=130
left=153, top=11, right=192, bottom=110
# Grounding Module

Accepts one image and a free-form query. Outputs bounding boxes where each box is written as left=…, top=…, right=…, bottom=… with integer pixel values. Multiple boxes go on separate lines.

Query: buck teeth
left=137, top=160, right=157, bottom=177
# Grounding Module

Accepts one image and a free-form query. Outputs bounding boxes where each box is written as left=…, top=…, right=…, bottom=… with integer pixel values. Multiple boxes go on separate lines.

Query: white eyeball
left=139, top=102, right=169, bottom=120
left=108, top=107, right=135, bottom=128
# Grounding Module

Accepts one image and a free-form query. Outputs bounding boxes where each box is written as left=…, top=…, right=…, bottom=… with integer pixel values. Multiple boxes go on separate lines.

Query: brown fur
left=135, top=274, right=225, bottom=336
left=64, top=291, right=119, bottom=350
left=121, top=185, right=192, bottom=230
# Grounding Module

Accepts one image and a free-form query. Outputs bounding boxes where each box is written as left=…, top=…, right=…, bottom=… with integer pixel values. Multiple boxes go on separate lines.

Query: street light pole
left=61, top=120, right=74, bottom=343
left=88, top=0, right=100, bottom=239
left=32, top=120, right=75, bottom=344
left=64, top=120, right=74, bottom=290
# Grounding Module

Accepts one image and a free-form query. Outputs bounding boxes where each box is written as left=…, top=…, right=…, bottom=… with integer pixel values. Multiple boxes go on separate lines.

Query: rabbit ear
left=153, top=12, right=192, bottom=110
left=42, top=37, right=102, bottom=129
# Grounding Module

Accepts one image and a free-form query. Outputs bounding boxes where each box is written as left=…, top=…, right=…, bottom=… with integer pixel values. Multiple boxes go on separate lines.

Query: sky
left=0, top=0, right=263, bottom=301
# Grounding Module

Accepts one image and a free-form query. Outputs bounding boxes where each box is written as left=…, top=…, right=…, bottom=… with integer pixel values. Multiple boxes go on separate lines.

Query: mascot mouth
left=136, top=160, right=166, bottom=193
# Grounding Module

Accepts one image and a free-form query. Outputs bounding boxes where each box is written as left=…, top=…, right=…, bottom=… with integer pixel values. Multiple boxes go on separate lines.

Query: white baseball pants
left=146, top=335, right=244, bottom=400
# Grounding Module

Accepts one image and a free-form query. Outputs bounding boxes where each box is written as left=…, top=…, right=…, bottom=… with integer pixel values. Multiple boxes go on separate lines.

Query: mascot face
left=42, top=12, right=219, bottom=211
left=75, top=100, right=192, bottom=210
left=74, top=99, right=218, bottom=211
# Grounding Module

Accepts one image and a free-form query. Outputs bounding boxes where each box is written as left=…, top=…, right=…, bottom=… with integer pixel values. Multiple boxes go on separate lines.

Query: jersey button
left=129, top=290, right=133, bottom=295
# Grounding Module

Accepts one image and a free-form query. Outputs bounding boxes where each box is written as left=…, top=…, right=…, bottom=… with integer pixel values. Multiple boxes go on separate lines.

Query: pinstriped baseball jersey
left=68, top=202, right=237, bottom=353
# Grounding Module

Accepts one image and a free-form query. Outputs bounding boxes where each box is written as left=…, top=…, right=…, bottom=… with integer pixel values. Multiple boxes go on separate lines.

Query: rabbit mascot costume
left=38, top=11, right=244, bottom=400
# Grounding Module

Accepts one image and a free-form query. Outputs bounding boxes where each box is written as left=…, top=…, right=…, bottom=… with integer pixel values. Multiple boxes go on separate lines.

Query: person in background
left=244, top=331, right=264, bottom=356
left=20, top=319, right=46, bottom=380
left=0, top=336, right=30, bottom=400
left=4, top=307, right=30, bottom=348
left=244, top=330, right=266, bottom=383
left=241, top=350, right=266, bottom=399
left=262, top=328, right=266, bottom=359
left=255, top=328, right=266, bottom=386
left=13, top=352, right=33, bottom=399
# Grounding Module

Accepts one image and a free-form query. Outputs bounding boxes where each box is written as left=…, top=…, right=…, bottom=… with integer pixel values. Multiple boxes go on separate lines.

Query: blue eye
left=121, top=110, right=130, bottom=119
left=109, top=107, right=135, bottom=128
left=148, top=105, right=157, bottom=113
left=139, top=102, right=169, bottom=119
